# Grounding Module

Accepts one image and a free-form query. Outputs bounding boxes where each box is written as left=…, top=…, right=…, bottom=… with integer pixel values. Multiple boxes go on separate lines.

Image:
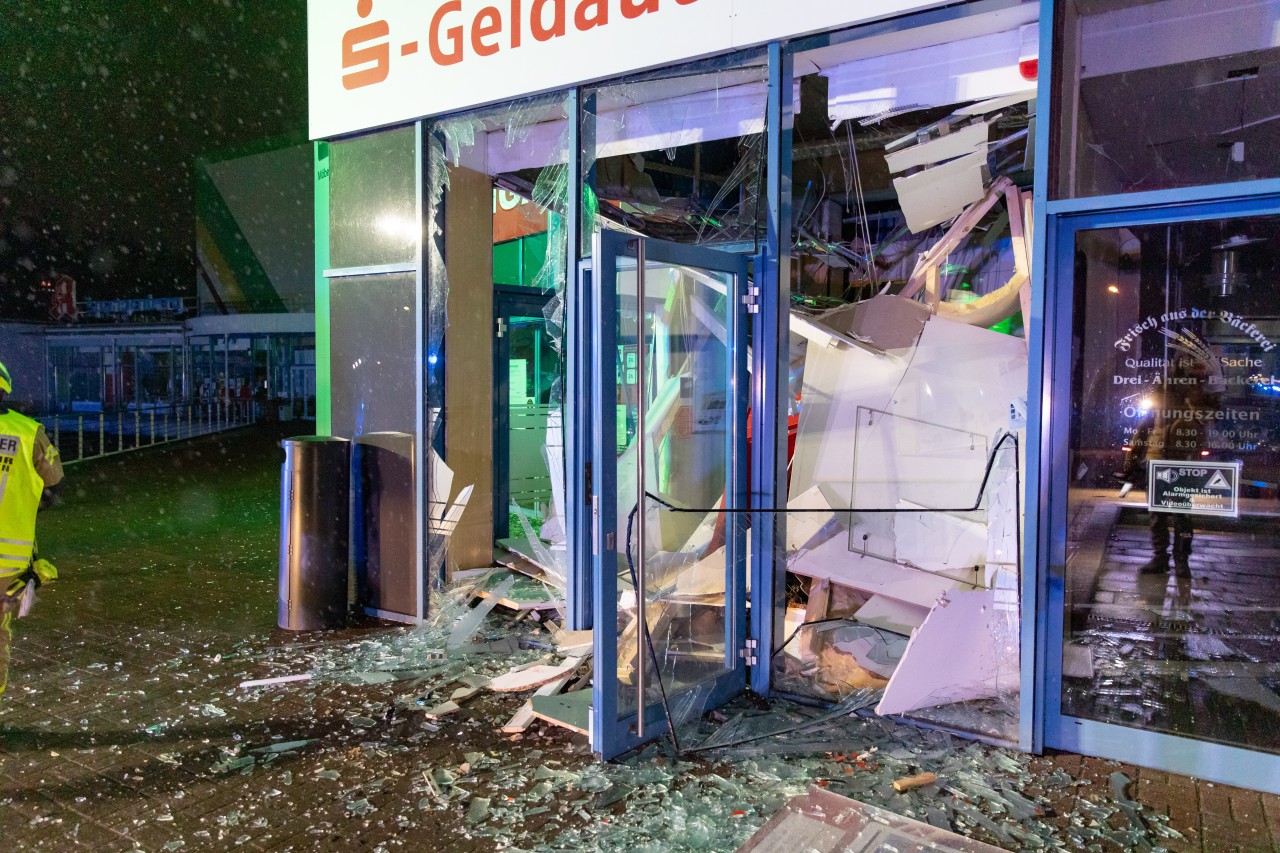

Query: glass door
left=493, top=291, right=560, bottom=543
left=1045, top=196, right=1280, bottom=793
left=590, top=230, right=750, bottom=759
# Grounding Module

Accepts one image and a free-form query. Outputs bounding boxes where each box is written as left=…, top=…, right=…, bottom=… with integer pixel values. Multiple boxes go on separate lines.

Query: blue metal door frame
left=589, top=230, right=751, bottom=759
left=1039, top=187, right=1280, bottom=794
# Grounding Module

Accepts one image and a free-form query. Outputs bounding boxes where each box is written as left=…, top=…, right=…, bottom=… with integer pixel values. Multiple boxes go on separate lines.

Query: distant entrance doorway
left=493, top=289, right=560, bottom=544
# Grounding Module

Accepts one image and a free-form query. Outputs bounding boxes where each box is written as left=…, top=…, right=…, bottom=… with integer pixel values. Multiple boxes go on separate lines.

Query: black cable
left=619, top=431, right=1022, bottom=753
left=770, top=617, right=907, bottom=661
left=644, top=431, right=1019, bottom=516
left=624, top=504, right=683, bottom=756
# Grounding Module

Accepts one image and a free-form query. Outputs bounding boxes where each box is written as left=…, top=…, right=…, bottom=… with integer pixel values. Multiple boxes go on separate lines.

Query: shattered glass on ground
left=0, top=427, right=1272, bottom=851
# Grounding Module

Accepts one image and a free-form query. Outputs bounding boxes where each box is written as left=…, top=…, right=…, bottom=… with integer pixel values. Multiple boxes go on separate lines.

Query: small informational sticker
left=1148, top=460, right=1241, bottom=517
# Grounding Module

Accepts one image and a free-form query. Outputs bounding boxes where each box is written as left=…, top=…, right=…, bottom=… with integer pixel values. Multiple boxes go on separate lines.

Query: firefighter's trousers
left=0, top=605, right=12, bottom=699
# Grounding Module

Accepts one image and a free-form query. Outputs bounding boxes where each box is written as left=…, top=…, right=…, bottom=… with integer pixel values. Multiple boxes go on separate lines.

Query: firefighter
left=0, top=360, right=64, bottom=698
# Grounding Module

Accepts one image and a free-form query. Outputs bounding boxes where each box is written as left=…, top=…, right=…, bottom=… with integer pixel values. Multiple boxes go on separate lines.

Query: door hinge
left=741, top=285, right=760, bottom=314
left=496, top=317, right=507, bottom=338
left=738, top=638, right=758, bottom=667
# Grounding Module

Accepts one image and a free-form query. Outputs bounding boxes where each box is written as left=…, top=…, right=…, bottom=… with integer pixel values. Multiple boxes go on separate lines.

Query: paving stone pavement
left=1, top=426, right=1278, bottom=852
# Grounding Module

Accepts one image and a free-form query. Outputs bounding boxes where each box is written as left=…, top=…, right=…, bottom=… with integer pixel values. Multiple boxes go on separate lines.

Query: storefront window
left=775, top=17, right=1037, bottom=742
left=584, top=54, right=768, bottom=252
left=1063, top=212, right=1280, bottom=754
left=1053, top=0, right=1280, bottom=199
left=328, top=127, right=418, bottom=268
left=425, top=92, right=571, bottom=578
left=329, top=272, right=418, bottom=438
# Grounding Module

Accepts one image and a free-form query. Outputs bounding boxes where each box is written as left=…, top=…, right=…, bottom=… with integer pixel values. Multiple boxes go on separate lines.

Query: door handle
left=635, top=238, right=648, bottom=739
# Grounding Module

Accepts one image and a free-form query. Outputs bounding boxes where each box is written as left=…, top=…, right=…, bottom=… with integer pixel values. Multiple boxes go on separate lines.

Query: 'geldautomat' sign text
left=309, top=0, right=949, bottom=138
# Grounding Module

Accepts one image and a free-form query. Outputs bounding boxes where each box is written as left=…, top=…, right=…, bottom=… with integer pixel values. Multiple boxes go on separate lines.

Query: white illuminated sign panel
left=1147, top=460, right=1241, bottom=518
left=309, top=0, right=948, bottom=138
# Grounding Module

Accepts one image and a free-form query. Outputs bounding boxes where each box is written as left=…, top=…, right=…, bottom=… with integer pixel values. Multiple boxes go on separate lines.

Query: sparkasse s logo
left=338, top=0, right=701, bottom=90
left=342, top=0, right=392, bottom=89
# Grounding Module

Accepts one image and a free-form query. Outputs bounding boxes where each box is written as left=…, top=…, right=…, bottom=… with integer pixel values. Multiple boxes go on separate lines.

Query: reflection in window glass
left=1054, top=0, right=1280, bottom=198
left=585, top=56, right=768, bottom=250
left=329, top=127, right=418, bottom=268
left=774, top=21, right=1038, bottom=743
left=1064, top=214, right=1280, bottom=753
left=329, top=272, right=417, bottom=439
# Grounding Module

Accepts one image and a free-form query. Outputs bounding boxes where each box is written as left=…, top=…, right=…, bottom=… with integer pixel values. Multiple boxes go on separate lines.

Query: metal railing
left=35, top=400, right=261, bottom=465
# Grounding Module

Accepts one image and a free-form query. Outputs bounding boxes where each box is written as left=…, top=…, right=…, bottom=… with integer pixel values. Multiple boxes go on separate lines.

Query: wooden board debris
left=473, top=571, right=564, bottom=612
left=500, top=664, right=583, bottom=734
left=489, top=656, right=585, bottom=693
left=803, top=578, right=831, bottom=662
left=553, top=628, right=593, bottom=656
left=892, top=772, right=938, bottom=793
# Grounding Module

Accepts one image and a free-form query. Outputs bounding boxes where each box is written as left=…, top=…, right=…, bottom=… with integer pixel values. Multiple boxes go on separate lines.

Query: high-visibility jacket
left=0, top=409, right=46, bottom=577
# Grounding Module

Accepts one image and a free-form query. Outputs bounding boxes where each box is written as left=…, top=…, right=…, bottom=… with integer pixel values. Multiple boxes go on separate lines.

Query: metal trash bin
left=352, top=431, right=417, bottom=621
left=278, top=436, right=350, bottom=630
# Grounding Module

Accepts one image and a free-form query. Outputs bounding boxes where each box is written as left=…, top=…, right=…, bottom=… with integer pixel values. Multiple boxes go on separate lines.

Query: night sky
left=1, top=1, right=308, bottom=317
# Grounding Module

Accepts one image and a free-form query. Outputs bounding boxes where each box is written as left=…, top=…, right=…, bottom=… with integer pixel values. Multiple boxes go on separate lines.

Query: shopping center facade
left=307, top=0, right=1280, bottom=791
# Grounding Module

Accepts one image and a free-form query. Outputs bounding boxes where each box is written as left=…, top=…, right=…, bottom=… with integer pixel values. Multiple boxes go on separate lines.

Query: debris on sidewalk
left=738, top=785, right=1006, bottom=852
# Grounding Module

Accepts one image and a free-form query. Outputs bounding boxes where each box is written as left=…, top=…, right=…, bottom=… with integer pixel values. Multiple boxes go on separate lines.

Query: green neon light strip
left=315, top=141, right=332, bottom=434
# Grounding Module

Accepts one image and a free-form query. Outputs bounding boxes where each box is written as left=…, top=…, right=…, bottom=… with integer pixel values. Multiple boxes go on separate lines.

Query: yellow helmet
left=0, top=361, right=10, bottom=395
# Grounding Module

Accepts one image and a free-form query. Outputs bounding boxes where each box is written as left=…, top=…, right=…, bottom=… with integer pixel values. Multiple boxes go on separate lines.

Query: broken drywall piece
left=501, top=664, right=581, bottom=734
left=893, top=150, right=986, bottom=233
left=553, top=629, right=593, bottom=656
left=424, top=700, right=461, bottom=719
left=786, top=485, right=845, bottom=552
left=885, top=120, right=990, bottom=174
left=853, top=595, right=930, bottom=635
left=789, top=537, right=960, bottom=610
left=489, top=656, right=586, bottom=693
left=531, top=688, right=592, bottom=735
left=877, top=589, right=1019, bottom=717
left=812, top=294, right=930, bottom=353
left=790, top=305, right=1026, bottom=508
left=850, top=411, right=988, bottom=512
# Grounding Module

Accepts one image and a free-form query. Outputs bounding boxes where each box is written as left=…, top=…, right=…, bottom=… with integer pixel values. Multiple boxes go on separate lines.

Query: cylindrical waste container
left=278, top=436, right=350, bottom=630
left=353, top=431, right=417, bottom=620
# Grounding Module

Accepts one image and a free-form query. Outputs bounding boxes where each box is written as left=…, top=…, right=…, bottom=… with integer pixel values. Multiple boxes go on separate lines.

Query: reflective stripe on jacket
left=0, top=410, right=44, bottom=577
